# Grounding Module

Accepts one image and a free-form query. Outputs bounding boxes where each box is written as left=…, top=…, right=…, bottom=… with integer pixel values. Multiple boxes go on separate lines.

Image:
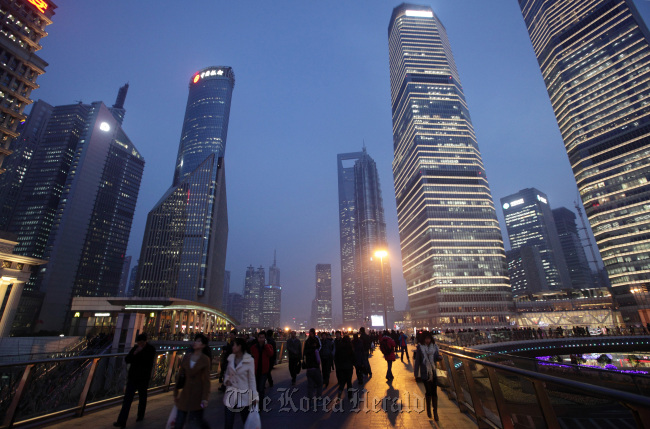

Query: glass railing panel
left=85, top=356, right=128, bottom=404
left=493, top=368, right=545, bottom=429
left=452, top=356, right=473, bottom=408
left=469, top=361, right=501, bottom=428
left=0, top=364, right=28, bottom=422
left=543, top=379, right=638, bottom=428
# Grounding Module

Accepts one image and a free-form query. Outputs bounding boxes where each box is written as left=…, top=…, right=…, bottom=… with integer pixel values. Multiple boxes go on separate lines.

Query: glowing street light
left=374, top=250, right=389, bottom=330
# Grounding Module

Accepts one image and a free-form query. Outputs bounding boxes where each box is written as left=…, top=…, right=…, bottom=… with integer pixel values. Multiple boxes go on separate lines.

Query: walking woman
left=173, top=334, right=211, bottom=428
left=223, top=338, right=258, bottom=429
left=420, top=331, right=442, bottom=421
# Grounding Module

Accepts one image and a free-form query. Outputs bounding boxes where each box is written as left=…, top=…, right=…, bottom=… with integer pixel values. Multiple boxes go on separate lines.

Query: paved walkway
left=48, top=346, right=476, bottom=429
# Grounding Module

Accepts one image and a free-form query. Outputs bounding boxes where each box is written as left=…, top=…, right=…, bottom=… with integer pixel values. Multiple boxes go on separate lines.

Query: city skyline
left=20, top=2, right=650, bottom=324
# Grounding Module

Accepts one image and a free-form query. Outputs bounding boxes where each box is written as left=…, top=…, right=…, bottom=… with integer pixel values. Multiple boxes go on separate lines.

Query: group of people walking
left=112, top=327, right=444, bottom=427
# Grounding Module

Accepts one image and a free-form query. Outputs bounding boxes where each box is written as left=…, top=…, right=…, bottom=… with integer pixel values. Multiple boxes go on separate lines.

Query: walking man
left=359, top=327, right=372, bottom=377
left=399, top=331, right=410, bottom=363
left=287, top=331, right=301, bottom=385
left=113, top=333, right=156, bottom=428
left=250, top=331, right=274, bottom=401
left=303, top=328, right=323, bottom=403
left=320, top=332, right=334, bottom=388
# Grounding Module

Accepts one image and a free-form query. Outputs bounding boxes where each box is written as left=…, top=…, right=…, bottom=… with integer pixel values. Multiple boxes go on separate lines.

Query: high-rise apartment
left=388, top=4, right=512, bottom=328
left=337, top=148, right=394, bottom=326
left=501, top=188, right=571, bottom=293
left=135, top=67, right=233, bottom=309
left=315, top=263, right=332, bottom=330
left=0, top=0, right=56, bottom=173
left=518, top=0, right=650, bottom=322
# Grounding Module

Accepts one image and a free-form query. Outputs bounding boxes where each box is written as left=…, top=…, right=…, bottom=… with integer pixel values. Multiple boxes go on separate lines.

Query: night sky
left=29, top=1, right=650, bottom=326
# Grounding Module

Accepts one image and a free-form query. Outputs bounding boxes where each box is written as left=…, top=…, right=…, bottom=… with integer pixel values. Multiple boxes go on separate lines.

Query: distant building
left=0, top=0, right=56, bottom=173
left=315, top=264, right=332, bottom=330
left=126, top=261, right=138, bottom=297
left=337, top=148, right=394, bottom=327
left=227, top=292, right=244, bottom=325
left=222, top=270, right=230, bottom=312
left=501, top=188, right=571, bottom=293
left=135, top=67, right=233, bottom=309
left=269, top=251, right=280, bottom=286
left=552, top=208, right=597, bottom=290
left=118, top=256, right=132, bottom=297
left=261, top=285, right=281, bottom=328
left=506, top=247, right=547, bottom=296
left=243, top=265, right=265, bottom=327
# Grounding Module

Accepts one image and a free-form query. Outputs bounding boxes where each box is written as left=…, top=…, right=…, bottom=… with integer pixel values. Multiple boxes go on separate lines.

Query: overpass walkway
left=46, top=346, right=476, bottom=429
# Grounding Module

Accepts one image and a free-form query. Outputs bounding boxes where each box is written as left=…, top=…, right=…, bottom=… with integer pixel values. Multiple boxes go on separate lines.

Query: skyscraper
left=0, top=0, right=56, bottom=173
left=261, top=285, right=281, bottom=328
left=501, top=188, right=571, bottom=293
left=518, top=0, right=650, bottom=322
left=135, top=67, right=233, bottom=309
left=388, top=4, right=512, bottom=328
left=552, top=207, right=597, bottom=290
left=118, top=255, right=132, bottom=297
left=337, top=148, right=394, bottom=326
left=242, top=265, right=265, bottom=327
left=315, top=264, right=332, bottom=330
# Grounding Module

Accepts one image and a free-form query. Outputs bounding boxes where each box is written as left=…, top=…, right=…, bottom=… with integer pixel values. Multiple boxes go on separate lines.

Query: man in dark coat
left=114, top=333, right=156, bottom=428
left=250, top=331, right=274, bottom=401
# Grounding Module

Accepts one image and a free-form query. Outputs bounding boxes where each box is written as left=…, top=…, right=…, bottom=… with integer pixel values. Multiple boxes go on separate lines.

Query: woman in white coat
left=223, top=338, right=258, bottom=429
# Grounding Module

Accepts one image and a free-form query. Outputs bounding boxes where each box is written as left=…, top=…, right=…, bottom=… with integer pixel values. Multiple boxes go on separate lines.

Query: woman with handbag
left=173, top=334, right=211, bottom=429
left=223, top=338, right=259, bottom=429
left=420, top=332, right=442, bottom=421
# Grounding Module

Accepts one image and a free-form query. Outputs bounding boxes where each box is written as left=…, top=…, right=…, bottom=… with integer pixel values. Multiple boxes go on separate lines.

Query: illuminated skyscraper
left=337, top=148, right=394, bottom=326
left=135, top=67, right=233, bottom=309
left=388, top=4, right=512, bottom=328
left=0, top=0, right=56, bottom=173
left=518, top=0, right=650, bottom=322
left=315, top=264, right=332, bottom=330
left=242, top=265, right=264, bottom=327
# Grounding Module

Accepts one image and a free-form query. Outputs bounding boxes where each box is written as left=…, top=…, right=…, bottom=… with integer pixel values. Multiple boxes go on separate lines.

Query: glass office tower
left=388, top=4, right=512, bottom=328
left=518, top=0, right=650, bottom=322
left=337, top=148, right=394, bottom=326
left=136, top=67, right=233, bottom=310
left=316, top=264, right=332, bottom=330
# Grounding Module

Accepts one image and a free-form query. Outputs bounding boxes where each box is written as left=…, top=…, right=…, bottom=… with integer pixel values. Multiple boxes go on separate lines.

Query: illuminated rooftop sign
left=537, top=195, right=548, bottom=204
left=27, top=0, right=48, bottom=13
left=405, top=10, right=433, bottom=18
left=193, top=69, right=224, bottom=84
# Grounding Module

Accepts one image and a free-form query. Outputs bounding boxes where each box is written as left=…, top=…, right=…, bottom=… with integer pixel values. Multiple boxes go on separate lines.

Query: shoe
left=113, top=423, right=125, bottom=428
left=434, top=410, right=439, bottom=421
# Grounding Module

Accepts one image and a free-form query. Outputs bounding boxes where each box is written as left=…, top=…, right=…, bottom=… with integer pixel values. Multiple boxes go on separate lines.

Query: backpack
left=380, top=337, right=391, bottom=355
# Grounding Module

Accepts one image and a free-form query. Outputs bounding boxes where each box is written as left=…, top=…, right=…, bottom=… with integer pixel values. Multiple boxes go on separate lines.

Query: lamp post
left=374, top=250, right=388, bottom=331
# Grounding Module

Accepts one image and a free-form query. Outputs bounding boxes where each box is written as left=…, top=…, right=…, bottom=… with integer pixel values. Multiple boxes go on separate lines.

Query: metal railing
left=0, top=340, right=296, bottom=428
left=437, top=347, right=650, bottom=428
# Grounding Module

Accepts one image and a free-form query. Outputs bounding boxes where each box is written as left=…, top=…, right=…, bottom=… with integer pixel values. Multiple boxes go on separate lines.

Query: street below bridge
left=47, top=345, right=476, bottom=429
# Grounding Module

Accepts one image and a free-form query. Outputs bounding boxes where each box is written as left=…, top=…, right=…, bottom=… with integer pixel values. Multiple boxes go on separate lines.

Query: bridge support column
left=0, top=281, right=24, bottom=337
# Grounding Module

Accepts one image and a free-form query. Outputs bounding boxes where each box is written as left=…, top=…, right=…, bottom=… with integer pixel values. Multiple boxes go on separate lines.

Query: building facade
left=118, top=255, right=132, bottom=297
left=338, top=148, right=395, bottom=327
left=506, top=247, right=548, bottom=296
left=552, top=207, right=597, bottom=290
left=135, top=67, right=233, bottom=310
left=501, top=188, right=572, bottom=293
left=261, top=285, right=281, bottom=328
left=242, top=265, right=265, bottom=327
left=388, top=4, right=512, bottom=328
left=315, top=263, right=332, bottom=330
left=0, top=0, right=56, bottom=173
left=518, top=0, right=650, bottom=323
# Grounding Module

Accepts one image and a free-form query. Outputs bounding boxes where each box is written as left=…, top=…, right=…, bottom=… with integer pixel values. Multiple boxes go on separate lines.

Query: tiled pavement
left=48, top=346, right=477, bottom=429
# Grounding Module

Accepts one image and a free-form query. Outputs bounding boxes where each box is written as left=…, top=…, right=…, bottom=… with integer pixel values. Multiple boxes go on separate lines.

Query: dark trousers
left=306, top=367, right=323, bottom=398
left=400, top=345, right=410, bottom=361
left=321, top=357, right=332, bottom=384
left=386, top=360, right=394, bottom=379
left=364, top=351, right=372, bottom=375
left=288, top=354, right=301, bottom=381
left=355, top=365, right=364, bottom=384
left=336, top=367, right=353, bottom=395
left=175, top=408, right=207, bottom=429
left=116, top=379, right=148, bottom=424
left=224, top=405, right=250, bottom=429
left=256, top=373, right=268, bottom=400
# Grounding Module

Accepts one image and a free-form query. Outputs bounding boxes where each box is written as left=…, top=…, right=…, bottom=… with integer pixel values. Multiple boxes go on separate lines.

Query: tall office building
left=388, top=4, right=512, bottom=328
left=269, top=251, right=280, bottom=286
left=315, top=264, right=332, bottom=330
left=126, top=260, right=138, bottom=297
left=261, top=285, right=281, bottom=328
left=501, top=188, right=571, bottom=293
left=0, top=0, right=56, bottom=173
left=242, top=265, right=265, bottom=327
left=5, top=96, right=145, bottom=332
left=518, top=0, right=650, bottom=322
left=118, top=255, right=132, bottom=297
left=222, top=270, right=231, bottom=311
left=552, top=207, right=597, bottom=290
left=227, top=292, right=244, bottom=324
left=337, top=148, right=394, bottom=326
left=135, top=67, right=233, bottom=309
left=506, top=247, right=548, bottom=296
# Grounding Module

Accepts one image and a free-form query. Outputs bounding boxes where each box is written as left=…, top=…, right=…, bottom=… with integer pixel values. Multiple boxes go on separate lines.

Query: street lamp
left=374, top=250, right=388, bottom=330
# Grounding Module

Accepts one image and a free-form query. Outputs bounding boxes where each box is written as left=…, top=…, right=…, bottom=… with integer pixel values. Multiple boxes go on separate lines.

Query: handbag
left=165, top=405, right=177, bottom=429
left=244, top=405, right=261, bottom=429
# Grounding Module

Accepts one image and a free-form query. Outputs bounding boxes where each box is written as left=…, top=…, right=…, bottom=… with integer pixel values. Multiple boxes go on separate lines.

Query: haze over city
left=27, top=1, right=650, bottom=324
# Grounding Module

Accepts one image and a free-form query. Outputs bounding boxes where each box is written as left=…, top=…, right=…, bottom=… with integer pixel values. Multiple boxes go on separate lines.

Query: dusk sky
left=30, top=1, right=650, bottom=325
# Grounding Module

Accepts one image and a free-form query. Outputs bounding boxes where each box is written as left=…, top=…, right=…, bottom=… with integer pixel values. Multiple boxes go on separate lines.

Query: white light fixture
left=99, top=122, right=111, bottom=132
left=405, top=10, right=433, bottom=18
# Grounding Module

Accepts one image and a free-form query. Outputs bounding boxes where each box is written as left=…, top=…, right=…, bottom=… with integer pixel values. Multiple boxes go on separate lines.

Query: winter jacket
left=380, top=335, right=396, bottom=361
left=287, top=337, right=301, bottom=357
left=125, top=343, right=156, bottom=383
left=303, top=336, right=321, bottom=369
left=320, top=337, right=334, bottom=360
left=174, top=353, right=211, bottom=412
left=352, top=337, right=365, bottom=368
left=334, top=338, right=356, bottom=370
left=223, top=353, right=259, bottom=408
left=250, top=342, right=274, bottom=375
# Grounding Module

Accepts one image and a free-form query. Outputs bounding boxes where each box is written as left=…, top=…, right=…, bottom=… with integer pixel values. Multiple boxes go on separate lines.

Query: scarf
left=420, top=343, right=439, bottom=381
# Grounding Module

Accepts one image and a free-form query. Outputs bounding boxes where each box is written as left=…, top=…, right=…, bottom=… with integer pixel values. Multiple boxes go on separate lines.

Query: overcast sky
left=30, top=1, right=650, bottom=325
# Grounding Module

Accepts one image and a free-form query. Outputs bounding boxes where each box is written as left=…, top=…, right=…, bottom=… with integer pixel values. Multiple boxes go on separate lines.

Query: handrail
left=441, top=348, right=650, bottom=409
